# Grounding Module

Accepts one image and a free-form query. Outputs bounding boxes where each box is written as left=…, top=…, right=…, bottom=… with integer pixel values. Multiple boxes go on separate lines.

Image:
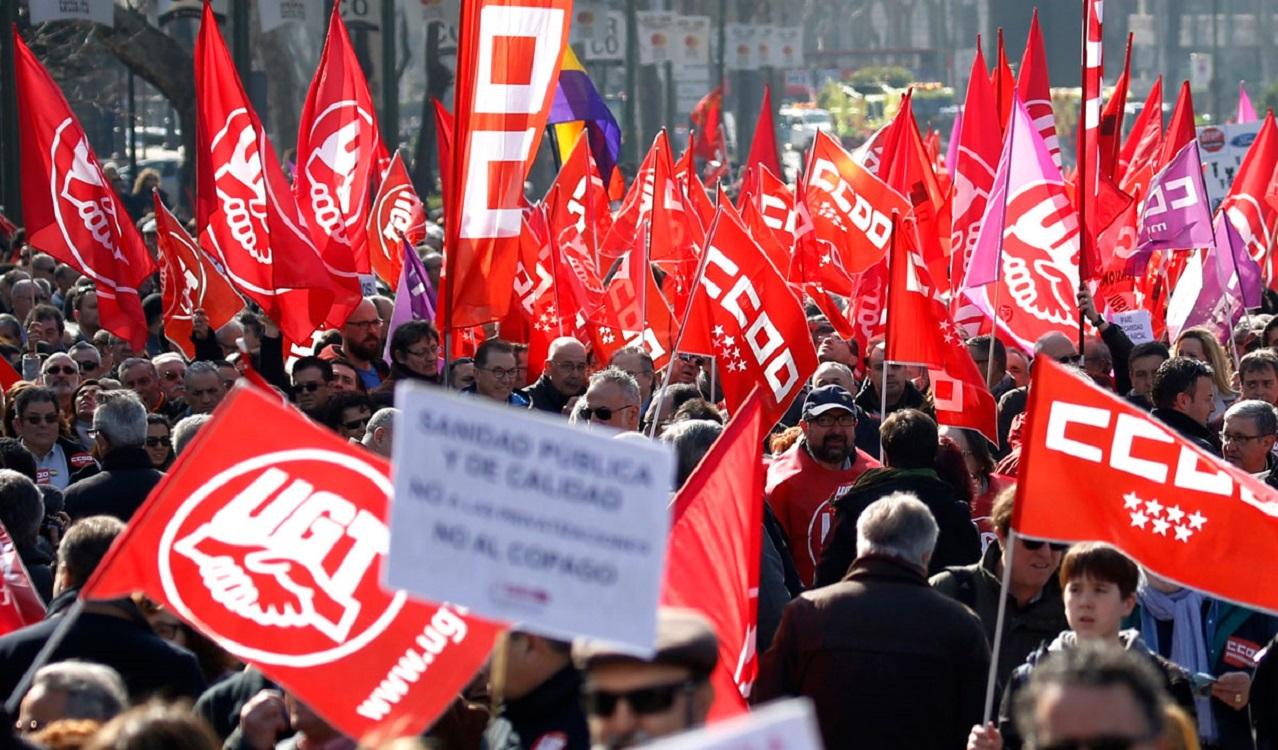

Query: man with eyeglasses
left=376, top=322, right=441, bottom=407
left=758, top=493, right=990, bottom=750
left=152, top=353, right=188, bottom=409
left=765, top=385, right=880, bottom=587
left=339, top=299, right=390, bottom=390
left=13, top=387, right=93, bottom=490
left=1219, top=399, right=1278, bottom=483
left=579, top=368, right=642, bottom=432
left=466, top=339, right=529, bottom=407
left=522, top=337, right=588, bottom=415
left=572, top=607, right=718, bottom=750
left=39, top=353, right=80, bottom=418
left=932, top=488, right=1068, bottom=691
left=290, top=356, right=334, bottom=419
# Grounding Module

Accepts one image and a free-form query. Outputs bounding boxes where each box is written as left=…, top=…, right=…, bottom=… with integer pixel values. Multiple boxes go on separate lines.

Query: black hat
left=802, top=384, right=856, bottom=420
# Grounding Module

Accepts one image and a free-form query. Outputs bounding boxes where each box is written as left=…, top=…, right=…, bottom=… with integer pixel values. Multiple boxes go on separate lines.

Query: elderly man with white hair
left=361, top=407, right=398, bottom=458
left=756, top=492, right=990, bottom=749
left=15, top=661, right=128, bottom=735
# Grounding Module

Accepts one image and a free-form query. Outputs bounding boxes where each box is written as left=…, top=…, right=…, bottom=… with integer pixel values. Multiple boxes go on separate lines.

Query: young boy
left=968, top=542, right=1195, bottom=750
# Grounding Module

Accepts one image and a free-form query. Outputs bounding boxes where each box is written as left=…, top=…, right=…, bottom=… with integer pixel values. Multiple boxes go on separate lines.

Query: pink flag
left=1127, top=139, right=1216, bottom=268
left=1237, top=82, right=1258, bottom=124
left=962, top=91, right=1065, bottom=289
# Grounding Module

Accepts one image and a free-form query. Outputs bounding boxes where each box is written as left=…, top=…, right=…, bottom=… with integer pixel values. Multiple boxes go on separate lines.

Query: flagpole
left=982, top=531, right=1018, bottom=724
left=880, top=212, right=897, bottom=464
left=1076, top=0, right=1092, bottom=360
left=4, top=599, right=85, bottom=715
left=647, top=208, right=722, bottom=440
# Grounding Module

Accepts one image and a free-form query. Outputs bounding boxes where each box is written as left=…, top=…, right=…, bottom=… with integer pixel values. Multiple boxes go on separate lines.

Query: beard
left=812, top=433, right=853, bottom=464
left=347, top=334, right=382, bottom=362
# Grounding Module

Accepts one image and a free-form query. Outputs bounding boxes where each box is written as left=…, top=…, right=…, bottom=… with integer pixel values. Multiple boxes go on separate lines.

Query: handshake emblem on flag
left=173, top=465, right=389, bottom=644
left=56, top=130, right=128, bottom=263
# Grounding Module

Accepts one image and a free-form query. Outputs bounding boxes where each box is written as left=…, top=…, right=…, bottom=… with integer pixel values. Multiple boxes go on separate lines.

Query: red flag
left=801, top=130, right=910, bottom=277
left=1161, top=82, right=1197, bottom=169
left=0, top=357, right=22, bottom=392
left=295, top=4, right=388, bottom=278
left=81, top=386, right=504, bottom=739
left=1016, top=10, right=1062, bottom=167
left=445, top=0, right=572, bottom=330
left=690, top=87, right=727, bottom=169
left=661, top=390, right=766, bottom=721
left=195, top=3, right=359, bottom=343
left=950, top=45, right=1003, bottom=295
left=740, top=170, right=794, bottom=278
left=432, top=99, right=454, bottom=210
left=1099, top=34, right=1133, bottom=182
left=1117, top=78, right=1164, bottom=193
left=1014, top=359, right=1278, bottom=615
left=741, top=86, right=782, bottom=195
left=0, top=523, right=45, bottom=637
left=887, top=220, right=998, bottom=444
left=13, top=32, right=155, bottom=351
left=154, top=194, right=244, bottom=360
left=878, top=93, right=951, bottom=285
left=680, top=200, right=817, bottom=423
left=992, top=30, right=1016, bottom=132
left=367, top=152, right=426, bottom=287
left=1077, top=0, right=1106, bottom=281
left=1220, top=112, right=1278, bottom=286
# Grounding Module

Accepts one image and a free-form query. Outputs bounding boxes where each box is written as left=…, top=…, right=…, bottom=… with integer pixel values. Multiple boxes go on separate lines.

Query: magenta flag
left=961, top=91, right=1063, bottom=289
left=1126, top=140, right=1215, bottom=270
left=1238, top=82, right=1258, bottom=124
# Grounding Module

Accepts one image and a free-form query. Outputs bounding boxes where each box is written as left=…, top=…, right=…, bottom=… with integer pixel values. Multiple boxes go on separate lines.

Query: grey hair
left=362, top=408, right=398, bottom=444
left=1224, top=399, right=1278, bottom=437
left=660, top=419, right=724, bottom=489
left=855, top=492, right=939, bottom=568
left=172, top=414, right=213, bottom=456
left=68, top=341, right=100, bottom=358
left=587, top=367, right=640, bottom=406
left=29, top=660, right=128, bottom=722
left=183, top=360, right=221, bottom=384
left=92, top=390, right=147, bottom=448
left=116, top=357, right=156, bottom=381
left=812, top=361, right=855, bottom=385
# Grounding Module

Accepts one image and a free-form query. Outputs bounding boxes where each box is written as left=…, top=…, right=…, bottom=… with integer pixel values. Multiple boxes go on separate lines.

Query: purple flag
left=961, top=91, right=1062, bottom=289
left=1124, top=139, right=1216, bottom=274
left=1215, top=211, right=1263, bottom=309
left=383, top=242, right=437, bottom=367
left=1167, top=214, right=1261, bottom=342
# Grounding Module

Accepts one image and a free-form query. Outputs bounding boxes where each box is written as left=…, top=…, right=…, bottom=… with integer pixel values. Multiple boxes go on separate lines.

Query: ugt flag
left=81, top=387, right=504, bottom=739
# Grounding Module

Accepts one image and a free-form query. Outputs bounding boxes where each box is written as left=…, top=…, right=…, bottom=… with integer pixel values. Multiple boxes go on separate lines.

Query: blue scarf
left=1138, top=582, right=1215, bottom=741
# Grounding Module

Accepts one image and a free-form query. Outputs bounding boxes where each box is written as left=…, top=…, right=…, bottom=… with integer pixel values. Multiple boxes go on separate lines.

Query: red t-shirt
left=765, top=440, right=879, bottom=586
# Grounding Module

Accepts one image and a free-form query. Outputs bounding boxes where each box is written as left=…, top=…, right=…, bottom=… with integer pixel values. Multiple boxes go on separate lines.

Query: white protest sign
left=1197, top=122, right=1262, bottom=213
left=387, top=384, right=674, bottom=651
left=1112, top=310, right=1154, bottom=345
left=637, top=11, right=676, bottom=65
left=638, top=699, right=824, bottom=750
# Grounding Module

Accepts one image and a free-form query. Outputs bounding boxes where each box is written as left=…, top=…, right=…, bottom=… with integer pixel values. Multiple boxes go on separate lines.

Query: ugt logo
left=302, top=101, right=376, bottom=246
left=161, top=450, right=406, bottom=667
left=50, top=119, right=129, bottom=268
left=209, top=109, right=270, bottom=264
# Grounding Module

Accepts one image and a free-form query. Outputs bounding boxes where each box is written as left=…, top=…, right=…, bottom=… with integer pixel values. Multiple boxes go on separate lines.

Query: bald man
left=520, top=337, right=588, bottom=415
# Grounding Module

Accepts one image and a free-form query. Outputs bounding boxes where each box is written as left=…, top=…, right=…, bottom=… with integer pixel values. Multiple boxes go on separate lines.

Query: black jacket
left=519, top=375, right=575, bottom=415
left=852, top=381, right=929, bottom=458
left=194, top=667, right=281, bottom=747
left=997, top=630, right=1196, bottom=749
left=483, top=664, right=589, bottom=750
left=1152, top=407, right=1222, bottom=456
left=0, top=589, right=206, bottom=703
left=64, top=446, right=164, bottom=522
left=1255, top=634, right=1278, bottom=750
left=930, top=542, right=1068, bottom=692
left=756, top=555, right=990, bottom=750
left=814, top=468, right=982, bottom=587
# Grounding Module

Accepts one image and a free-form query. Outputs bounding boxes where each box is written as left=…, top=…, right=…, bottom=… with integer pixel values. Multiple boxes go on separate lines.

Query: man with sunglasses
left=39, top=353, right=80, bottom=418
left=64, top=390, right=162, bottom=522
left=290, top=357, right=334, bottom=420
left=573, top=607, right=718, bottom=750
left=932, top=488, right=1068, bottom=691
left=521, top=337, right=589, bottom=415
left=766, top=385, right=879, bottom=587
left=757, top=493, right=990, bottom=750
left=13, top=387, right=93, bottom=491
left=68, top=341, right=103, bottom=381
left=579, top=368, right=642, bottom=432
left=152, top=353, right=188, bottom=411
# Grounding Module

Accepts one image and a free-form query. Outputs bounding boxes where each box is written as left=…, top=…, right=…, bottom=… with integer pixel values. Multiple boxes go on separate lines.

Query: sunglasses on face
left=582, top=405, right=631, bottom=422
left=23, top=413, right=59, bottom=426
left=582, top=679, right=697, bottom=718
left=342, top=416, right=370, bottom=431
left=42, top=366, right=76, bottom=376
left=1021, top=539, right=1069, bottom=552
left=293, top=381, right=324, bottom=394
left=145, top=436, right=171, bottom=448
left=74, top=360, right=100, bottom=371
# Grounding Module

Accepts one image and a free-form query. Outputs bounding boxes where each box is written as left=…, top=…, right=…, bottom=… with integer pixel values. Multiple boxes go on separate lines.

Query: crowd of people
left=0, top=190, right=1276, bottom=750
